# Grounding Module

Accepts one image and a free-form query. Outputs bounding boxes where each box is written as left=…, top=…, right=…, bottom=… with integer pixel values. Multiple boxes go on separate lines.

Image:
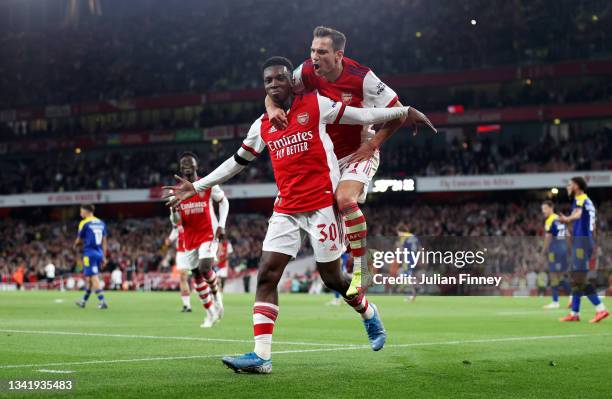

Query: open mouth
left=313, top=63, right=320, bottom=70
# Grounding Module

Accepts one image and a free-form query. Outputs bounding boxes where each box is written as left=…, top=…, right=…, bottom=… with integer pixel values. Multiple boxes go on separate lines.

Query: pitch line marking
left=0, top=329, right=359, bottom=347
left=0, top=333, right=608, bottom=370
left=37, top=369, right=75, bottom=374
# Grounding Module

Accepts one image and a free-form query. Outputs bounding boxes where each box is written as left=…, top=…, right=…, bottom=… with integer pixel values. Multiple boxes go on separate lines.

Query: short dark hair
left=313, top=26, right=346, bottom=51
left=542, top=200, right=554, bottom=208
left=179, top=151, right=199, bottom=164
left=81, top=204, right=95, bottom=213
left=571, top=176, right=587, bottom=191
left=262, top=56, right=294, bottom=73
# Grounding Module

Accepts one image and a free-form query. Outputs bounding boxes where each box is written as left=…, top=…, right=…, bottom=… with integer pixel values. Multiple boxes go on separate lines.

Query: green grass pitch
left=0, top=292, right=611, bottom=398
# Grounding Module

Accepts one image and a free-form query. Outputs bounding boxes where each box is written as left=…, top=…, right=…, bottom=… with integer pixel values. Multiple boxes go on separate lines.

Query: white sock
left=571, top=311, right=579, bottom=316
left=253, top=302, right=278, bottom=360
left=182, top=295, right=190, bottom=308
left=596, top=303, right=606, bottom=312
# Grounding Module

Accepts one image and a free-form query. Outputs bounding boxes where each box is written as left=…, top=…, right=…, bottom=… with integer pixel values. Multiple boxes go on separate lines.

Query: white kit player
left=169, top=151, right=229, bottom=328
left=164, top=57, right=434, bottom=374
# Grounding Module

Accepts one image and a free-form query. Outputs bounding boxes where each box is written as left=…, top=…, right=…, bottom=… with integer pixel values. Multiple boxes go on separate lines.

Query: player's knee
left=335, top=190, right=358, bottom=211
left=584, top=284, right=596, bottom=296
left=571, top=282, right=585, bottom=295
left=256, top=262, right=283, bottom=289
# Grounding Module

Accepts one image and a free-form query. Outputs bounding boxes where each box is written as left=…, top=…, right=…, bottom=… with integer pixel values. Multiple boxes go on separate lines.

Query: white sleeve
left=211, top=185, right=229, bottom=228
left=362, top=70, right=398, bottom=108
left=228, top=242, right=234, bottom=254
left=217, top=195, right=229, bottom=229
left=193, top=118, right=265, bottom=192
left=318, top=92, right=410, bottom=125
left=292, top=63, right=306, bottom=94
left=317, top=93, right=344, bottom=124
left=211, top=185, right=225, bottom=202
left=169, top=208, right=180, bottom=225
left=236, top=117, right=266, bottom=161
left=168, top=227, right=178, bottom=243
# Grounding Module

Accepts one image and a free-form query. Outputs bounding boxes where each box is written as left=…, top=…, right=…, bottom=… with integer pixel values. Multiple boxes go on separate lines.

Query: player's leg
left=581, top=244, right=608, bottom=323
left=187, top=249, right=214, bottom=325
left=76, top=256, right=93, bottom=308
left=310, top=206, right=386, bottom=351
left=222, top=251, right=290, bottom=374
left=544, top=271, right=561, bottom=309
left=176, top=250, right=192, bottom=312
left=197, top=241, right=224, bottom=321
left=336, top=153, right=379, bottom=297
left=91, top=273, right=108, bottom=309
left=222, top=212, right=300, bottom=374
left=179, top=270, right=191, bottom=312
left=76, top=273, right=91, bottom=308
left=561, top=271, right=586, bottom=321
left=217, top=266, right=228, bottom=293
left=197, top=242, right=223, bottom=317
left=336, top=180, right=368, bottom=297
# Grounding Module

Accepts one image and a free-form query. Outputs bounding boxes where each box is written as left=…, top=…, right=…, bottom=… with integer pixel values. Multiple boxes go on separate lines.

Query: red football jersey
left=178, top=185, right=225, bottom=250
left=239, top=92, right=347, bottom=214
left=294, top=57, right=398, bottom=159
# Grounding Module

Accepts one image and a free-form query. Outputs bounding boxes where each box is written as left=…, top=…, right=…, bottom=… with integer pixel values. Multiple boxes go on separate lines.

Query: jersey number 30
left=317, top=223, right=338, bottom=243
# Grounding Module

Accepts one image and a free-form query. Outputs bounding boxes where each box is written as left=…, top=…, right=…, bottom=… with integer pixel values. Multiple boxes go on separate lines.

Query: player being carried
left=265, top=26, right=436, bottom=297
left=74, top=204, right=109, bottom=309
left=169, top=152, right=229, bottom=327
left=164, top=56, right=434, bottom=373
left=166, top=218, right=192, bottom=312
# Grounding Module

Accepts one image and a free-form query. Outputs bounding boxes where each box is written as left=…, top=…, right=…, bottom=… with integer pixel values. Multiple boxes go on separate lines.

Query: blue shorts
left=547, top=251, right=568, bottom=273
left=83, top=254, right=103, bottom=276
left=572, top=241, right=593, bottom=272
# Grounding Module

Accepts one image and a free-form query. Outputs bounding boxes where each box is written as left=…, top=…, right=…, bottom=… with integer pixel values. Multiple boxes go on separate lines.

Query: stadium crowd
left=1, top=0, right=610, bottom=108
left=1, top=128, right=610, bottom=194
left=2, top=200, right=611, bottom=290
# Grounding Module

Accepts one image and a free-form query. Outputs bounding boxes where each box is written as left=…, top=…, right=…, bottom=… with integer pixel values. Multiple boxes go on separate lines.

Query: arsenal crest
left=297, top=112, right=309, bottom=125
left=341, top=92, right=352, bottom=104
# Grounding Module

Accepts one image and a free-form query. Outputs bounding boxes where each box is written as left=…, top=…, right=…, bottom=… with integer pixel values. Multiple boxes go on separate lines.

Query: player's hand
left=101, top=258, right=107, bottom=268
left=215, top=227, right=226, bottom=241
left=162, top=175, right=197, bottom=208
left=558, top=215, right=569, bottom=224
left=406, top=107, right=437, bottom=136
left=350, top=141, right=378, bottom=163
left=268, top=108, right=288, bottom=130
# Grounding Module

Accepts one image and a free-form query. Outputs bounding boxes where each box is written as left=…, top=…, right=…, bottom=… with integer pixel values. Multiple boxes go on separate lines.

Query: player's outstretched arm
left=162, top=156, right=246, bottom=208
left=329, top=103, right=410, bottom=126
left=164, top=120, right=264, bottom=208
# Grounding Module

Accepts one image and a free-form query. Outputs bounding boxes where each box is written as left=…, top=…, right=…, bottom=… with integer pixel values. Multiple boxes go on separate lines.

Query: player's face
left=180, top=156, right=197, bottom=180
left=310, top=37, right=342, bottom=77
left=541, top=204, right=552, bottom=217
left=263, top=66, right=292, bottom=104
left=566, top=181, right=576, bottom=197
left=79, top=208, right=87, bottom=218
